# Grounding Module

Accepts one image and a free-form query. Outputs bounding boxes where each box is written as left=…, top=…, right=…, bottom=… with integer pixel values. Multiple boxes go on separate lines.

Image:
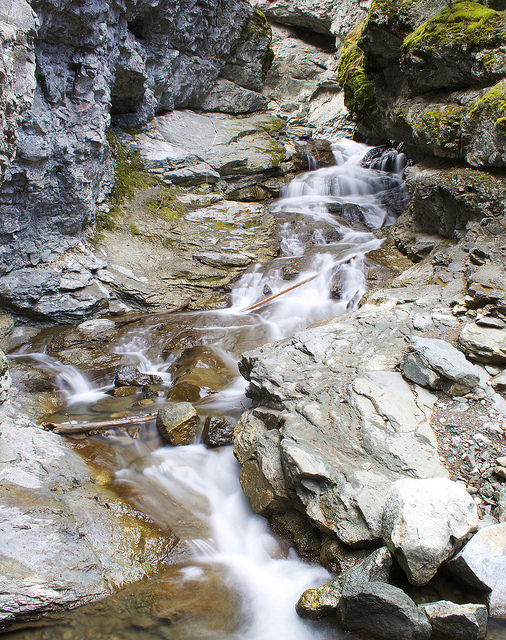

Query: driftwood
left=43, top=413, right=158, bottom=435
left=114, top=298, right=191, bottom=326
left=241, top=273, right=320, bottom=313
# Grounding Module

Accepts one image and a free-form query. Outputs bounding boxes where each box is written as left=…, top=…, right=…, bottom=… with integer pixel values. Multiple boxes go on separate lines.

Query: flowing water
left=6, top=140, right=410, bottom=639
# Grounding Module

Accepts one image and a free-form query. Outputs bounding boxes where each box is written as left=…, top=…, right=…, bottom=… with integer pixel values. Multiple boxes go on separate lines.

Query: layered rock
left=0, top=0, right=272, bottom=318
left=0, top=0, right=36, bottom=185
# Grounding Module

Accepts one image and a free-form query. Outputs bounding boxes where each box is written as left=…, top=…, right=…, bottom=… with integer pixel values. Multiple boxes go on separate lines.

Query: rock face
left=381, top=478, right=478, bottom=585
left=235, top=300, right=448, bottom=547
left=0, top=402, right=176, bottom=625
left=338, top=0, right=506, bottom=168
left=447, top=523, right=506, bottom=615
left=0, top=0, right=272, bottom=316
left=251, top=0, right=372, bottom=48
left=0, top=0, right=36, bottom=185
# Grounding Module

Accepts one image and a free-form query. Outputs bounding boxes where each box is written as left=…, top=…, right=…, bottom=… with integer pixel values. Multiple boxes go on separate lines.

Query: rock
left=200, top=78, right=268, bottom=114
left=0, top=403, right=175, bottom=625
left=202, top=415, right=235, bottom=448
left=270, top=511, right=321, bottom=560
left=497, top=487, right=506, bottom=523
left=337, top=582, right=432, bottom=640
left=0, top=349, right=11, bottom=403
left=382, top=478, right=478, bottom=586
left=156, top=402, right=199, bottom=445
left=0, top=0, right=36, bottom=184
left=459, top=323, right=506, bottom=364
left=447, top=523, right=506, bottom=615
left=236, top=301, right=447, bottom=547
left=115, top=366, right=162, bottom=388
left=0, top=0, right=273, bottom=315
left=419, top=601, right=488, bottom=640
left=77, top=318, right=116, bottom=336
left=400, top=337, right=482, bottom=396
left=297, top=547, right=392, bottom=619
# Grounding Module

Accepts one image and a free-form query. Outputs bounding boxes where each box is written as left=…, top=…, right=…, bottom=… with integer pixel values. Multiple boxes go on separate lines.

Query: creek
left=6, top=139, right=408, bottom=639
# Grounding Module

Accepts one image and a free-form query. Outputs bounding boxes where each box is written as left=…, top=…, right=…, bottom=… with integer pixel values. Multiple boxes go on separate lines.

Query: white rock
left=382, top=478, right=478, bottom=585
left=447, top=523, right=506, bottom=615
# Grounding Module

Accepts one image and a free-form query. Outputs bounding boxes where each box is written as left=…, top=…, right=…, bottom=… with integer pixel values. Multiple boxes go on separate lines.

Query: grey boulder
left=382, top=478, right=478, bottom=585
left=459, top=323, right=506, bottom=365
left=400, top=337, right=482, bottom=396
left=419, top=601, right=488, bottom=640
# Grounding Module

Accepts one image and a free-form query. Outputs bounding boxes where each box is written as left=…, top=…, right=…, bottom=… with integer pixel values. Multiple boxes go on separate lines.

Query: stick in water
left=43, top=413, right=158, bottom=435
left=241, top=273, right=320, bottom=313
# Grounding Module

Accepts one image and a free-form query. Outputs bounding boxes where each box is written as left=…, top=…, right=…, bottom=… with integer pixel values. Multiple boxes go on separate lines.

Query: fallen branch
left=43, top=413, right=158, bottom=435
left=241, top=273, right=320, bottom=313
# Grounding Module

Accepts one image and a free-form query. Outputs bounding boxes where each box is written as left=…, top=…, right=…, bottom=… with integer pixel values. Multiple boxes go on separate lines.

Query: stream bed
left=5, top=140, right=412, bottom=639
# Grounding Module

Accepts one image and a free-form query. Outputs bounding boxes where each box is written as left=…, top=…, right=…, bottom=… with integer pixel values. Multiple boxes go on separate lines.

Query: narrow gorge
left=0, top=1, right=505, bottom=639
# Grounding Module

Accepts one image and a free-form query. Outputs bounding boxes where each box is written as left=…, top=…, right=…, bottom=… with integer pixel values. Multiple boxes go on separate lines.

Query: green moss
left=402, top=1, right=506, bottom=54
left=415, top=105, right=468, bottom=150
left=98, top=131, right=150, bottom=231
left=146, top=187, right=188, bottom=221
left=130, top=223, right=141, bottom=236
left=468, top=79, right=506, bottom=132
left=337, top=22, right=376, bottom=121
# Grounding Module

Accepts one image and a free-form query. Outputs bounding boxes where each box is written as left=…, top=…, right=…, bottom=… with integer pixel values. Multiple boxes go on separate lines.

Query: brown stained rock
left=156, top=402, right=199, bottom=446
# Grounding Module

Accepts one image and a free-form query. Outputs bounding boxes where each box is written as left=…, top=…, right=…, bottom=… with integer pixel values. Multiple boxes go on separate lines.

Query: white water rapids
left=12, top=139, right=408, bottom=639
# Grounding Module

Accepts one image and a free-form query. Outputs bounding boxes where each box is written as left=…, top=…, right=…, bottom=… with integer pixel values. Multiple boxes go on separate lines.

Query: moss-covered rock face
left=338, top=0, right=506, bottom=167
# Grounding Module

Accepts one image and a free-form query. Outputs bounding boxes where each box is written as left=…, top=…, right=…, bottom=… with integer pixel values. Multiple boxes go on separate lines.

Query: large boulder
left=382, top=478, right=478, bottom=586
left=236, top=300, right=448, bottom=548
left=447, top=523, right=506, bottom=615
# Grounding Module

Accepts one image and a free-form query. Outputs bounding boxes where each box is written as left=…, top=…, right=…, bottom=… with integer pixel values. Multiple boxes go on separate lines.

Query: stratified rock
left=446, top=523, right=506, bottom=615
left=202, top=415, right=235, bottom=448
left=0, top=403, right=175, bottom=625
left=337, top=582, right=432, bottom=640
left=0, top=0, right=36, bottom=184
left=459, top=323, right=506, bottom=364
left=382, top=478, right=478, bottom=586
left=0, top=349, right=11, bottom=403
left=400, top=337, right=481, bottom=396
left=156, top=402, right=199, bottom=445
left=419, top=601, right=488, bottom=640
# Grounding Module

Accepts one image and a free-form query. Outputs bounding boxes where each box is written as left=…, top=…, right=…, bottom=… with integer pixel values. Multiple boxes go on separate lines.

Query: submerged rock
left=419, top=601, right=488, bottom=640
left=382, top=478, right=478, bottom=586
left=156, top=402, right=199, bottom=445
left=447, top=523, right=506, bottom=615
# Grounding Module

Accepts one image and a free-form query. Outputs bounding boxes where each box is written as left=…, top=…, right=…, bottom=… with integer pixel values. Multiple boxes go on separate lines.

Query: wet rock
left=400, top=337, right=482, bottom=396
left=297, top=547, right=392, bottom=619
left=270, top=511, right=321, bottom=559
left=382, top=478, right=478, bottom=586
left=459, top=323, right=506, bottom=365
left=115, top=366, right=162, bottom=388
left=447, top=523, right=506, bottom=615
left=419, top=601, right=488, bottom=640
left=337, top=582, right=432, bottom=640
left=319, top=536, right=370, bottom=574
left=156, top=402, right=199, bottom=445
left=202, top=415, right=235, bottom=448
left=0, top=403, right=176, bottom=625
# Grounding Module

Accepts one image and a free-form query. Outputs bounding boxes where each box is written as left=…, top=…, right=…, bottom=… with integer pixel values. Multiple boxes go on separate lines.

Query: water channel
left=6, top=139, right=409, bottom=639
